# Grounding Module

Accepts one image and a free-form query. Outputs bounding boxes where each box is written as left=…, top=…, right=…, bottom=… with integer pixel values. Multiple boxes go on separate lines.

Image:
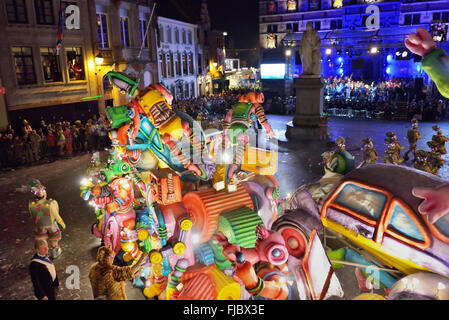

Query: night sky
left=156, top=0, right=260, bottom=50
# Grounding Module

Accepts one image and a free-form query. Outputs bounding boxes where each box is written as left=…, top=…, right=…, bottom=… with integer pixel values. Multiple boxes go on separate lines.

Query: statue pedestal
left=286, top=76, right=325, bottom=140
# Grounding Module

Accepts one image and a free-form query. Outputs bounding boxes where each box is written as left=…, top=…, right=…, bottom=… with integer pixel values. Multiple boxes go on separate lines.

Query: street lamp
left=285, top=49, right=292, bottom=57
left=370, top=47, right=378, bottom=54
left=95, top=52, right=104, bottom=71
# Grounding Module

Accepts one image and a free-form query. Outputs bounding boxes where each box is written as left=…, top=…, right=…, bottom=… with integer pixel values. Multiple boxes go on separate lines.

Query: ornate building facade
left=259, top=0, right=449, bottom=95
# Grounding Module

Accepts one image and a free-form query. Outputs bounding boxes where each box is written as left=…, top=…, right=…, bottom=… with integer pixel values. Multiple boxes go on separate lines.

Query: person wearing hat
left=427, top=140, right=445, bottom=175
left=335, top=136, right=346, bottom=151
left=404, top=119, right=422, bottom=162
left=431, top=125, right=449, bottom=155
left=383, top=137, right=403, bottom=165
left=386, top=131, right=404, bottom=162
left=361, top=138, right=380, bottom=166
left=28, top=179, right=66, bottom=259
left=413, top=150, right=432, bottom=174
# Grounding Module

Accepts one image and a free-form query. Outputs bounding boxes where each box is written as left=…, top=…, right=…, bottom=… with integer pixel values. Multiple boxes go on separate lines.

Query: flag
left=56, top=1, right=65, bottom=55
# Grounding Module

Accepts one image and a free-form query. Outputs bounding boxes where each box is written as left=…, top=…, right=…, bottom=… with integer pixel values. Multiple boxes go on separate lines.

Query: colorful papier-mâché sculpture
left=222, top=92, right=275, bottom=181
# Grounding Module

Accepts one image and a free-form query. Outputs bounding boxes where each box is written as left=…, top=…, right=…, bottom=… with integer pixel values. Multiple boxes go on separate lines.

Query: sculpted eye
left=272, top=248, right=281, bottom=258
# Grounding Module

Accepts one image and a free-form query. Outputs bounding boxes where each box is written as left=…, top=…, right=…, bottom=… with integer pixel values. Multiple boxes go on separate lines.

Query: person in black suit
left=29, top=239, right=59, bottom=300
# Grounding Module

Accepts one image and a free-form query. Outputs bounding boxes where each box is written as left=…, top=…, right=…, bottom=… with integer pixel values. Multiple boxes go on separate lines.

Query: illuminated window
left=175, top=29, right=180, bottom=43
left=182, top=29, right=186, bottom=44
left=188, top=31, right=193, bottom=44
left=309, top=0, right=321, bottom=11
left=97, top=13, right=109, bottom=49
left=176, top=52, right=181, bottom=76
left=159, top=52, right=167, bottom=78
left=40, top=47, right=62, bottom=83
left=334, top=183, right=387, bottom=221
left=6, top=0, right=28, bottom=23
left=182, top=52, right=188, bottom=75
left=287, top=0, right=297, bottom=11
left=120, top=17, right=130, bottom=48
left=66, top=47, right=85, bottom=81
left=139, top=19, right=149, bottom=48
left=166, top=27, right=172, bottom=43
left=267, top=35, right=276, bottom=49
left=267, top=1, right=277, bottom=14
left=184, top=82, right=189, bottom=98
left=188, top=53, right=194, bottom=75
left=167, top=52, right=174, bottom=77
left=190, top=81, right=195, bottom=97
left=12, top=46, right=36, bottom=85
left=333, top=0, right=342, bottom=8
left=34, top=0, right=54, bottom=25
left=158, top=24, right=164, bottom=42
left=388, top=205, right=424, bottom=242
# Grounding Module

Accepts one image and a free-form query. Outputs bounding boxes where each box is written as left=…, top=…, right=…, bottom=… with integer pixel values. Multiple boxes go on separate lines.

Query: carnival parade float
left=79, top=71, right=345, bottom=300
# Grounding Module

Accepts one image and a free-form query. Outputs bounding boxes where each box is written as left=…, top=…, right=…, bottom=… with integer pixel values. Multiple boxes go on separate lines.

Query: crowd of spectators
left=0, top=114, right=109, bottom=171
left=172, top=93, right=241, bottom=119
left=323, top=76, right=448, bottom=121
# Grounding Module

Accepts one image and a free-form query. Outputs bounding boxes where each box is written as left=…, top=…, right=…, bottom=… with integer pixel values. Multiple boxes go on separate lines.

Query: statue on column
left=299, top=22, right=321, bottom=76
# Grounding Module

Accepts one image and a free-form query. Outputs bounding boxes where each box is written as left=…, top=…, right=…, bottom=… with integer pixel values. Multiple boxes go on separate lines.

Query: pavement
left=1, top=115, right=448, bottom=300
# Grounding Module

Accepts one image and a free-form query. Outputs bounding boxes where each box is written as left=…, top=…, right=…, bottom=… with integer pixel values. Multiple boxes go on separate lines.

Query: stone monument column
left=286, top=22, right=325, bottom=140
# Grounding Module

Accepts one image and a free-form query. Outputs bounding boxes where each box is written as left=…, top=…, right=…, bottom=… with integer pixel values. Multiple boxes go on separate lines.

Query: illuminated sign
left=365, top=5, right=379, bottom=29
left=260, top=64, right=286, bottom=79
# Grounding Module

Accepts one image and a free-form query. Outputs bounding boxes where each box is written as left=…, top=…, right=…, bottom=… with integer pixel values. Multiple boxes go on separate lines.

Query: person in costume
left=430, top=125, right=448, bottom=156
left=386, top=131, right=404, bottom=162
left=223, top=92, right=275, bottom=181
left=335, top=136, right=346, bottom=151
left=361, top=138, right=380, bottom=166
left=413, top=150, right=433, bottom=174
left=29, top=239, right=59, bottom=300
left=383, top=137, right=403, bottom=165
left=88, top=246, right=149, bottom=300
left=404, top=119, right=421, bottom=162
left=28, top=179, right=65, bottom=259
left=427, top=140, right=445, bottom=175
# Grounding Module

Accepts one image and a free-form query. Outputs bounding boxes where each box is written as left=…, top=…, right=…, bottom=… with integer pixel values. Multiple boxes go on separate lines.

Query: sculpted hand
left=405, top=27, right=437, bottom=57
left=412, top=184, right=449, bottom=224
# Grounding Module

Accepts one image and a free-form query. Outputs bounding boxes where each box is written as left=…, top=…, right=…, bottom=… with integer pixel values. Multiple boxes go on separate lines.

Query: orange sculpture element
left=183, top=186, right=254, bottom=242
left=171, top=273, right=216, bottom=300
left=239, top=92, right=264, bottom=104
left=149, top=170, right=182, bottom=205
